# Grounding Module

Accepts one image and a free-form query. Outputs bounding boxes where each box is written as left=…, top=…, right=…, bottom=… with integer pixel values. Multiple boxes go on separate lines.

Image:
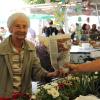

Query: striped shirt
left=9, top=45, right=24, bottom=92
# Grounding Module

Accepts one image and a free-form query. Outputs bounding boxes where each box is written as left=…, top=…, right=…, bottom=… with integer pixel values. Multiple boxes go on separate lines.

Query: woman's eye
left=23, top=25, right=27, bottom=28
left=16, top=25, right=27, bottom=28
left=15, top=25, right=20, bottom=28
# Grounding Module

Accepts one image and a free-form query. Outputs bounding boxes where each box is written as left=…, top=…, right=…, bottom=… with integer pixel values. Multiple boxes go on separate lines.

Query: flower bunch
left=36, top=81, right=69, bottom=100
left=35, top=72, right=100, bottom=100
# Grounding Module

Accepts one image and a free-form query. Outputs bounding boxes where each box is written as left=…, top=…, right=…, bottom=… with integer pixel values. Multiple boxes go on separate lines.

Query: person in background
left=42, top=26, right=48, bottom=36
left=75, top=23, right=82, bottom=40
left=45, top=20, right=58, bottom=37
left=58, top=27, right=65, bottom=34
left=90, top=24, right=99, bottom=34
left=89, top=24, right=100, bottom=41
left=36, top=42, right=55, bottom=83
left=0, top=27, right=6, bottom=42
left=0, top=12, right=63, bottom=100
left=81, top=23, right=90, bottom=41
left=71, top=23, right=81, bottom=45
left=71, top=31, right=76, bottom=40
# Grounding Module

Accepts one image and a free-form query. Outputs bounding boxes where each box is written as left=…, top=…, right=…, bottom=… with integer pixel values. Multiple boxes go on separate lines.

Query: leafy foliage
left=23, top=0, right=45, bottom=4
left=53, top=4, right=65, bottom=27
left=36, top=72, right=100, bottom=100
left=23, top=0, right=57, bottom=4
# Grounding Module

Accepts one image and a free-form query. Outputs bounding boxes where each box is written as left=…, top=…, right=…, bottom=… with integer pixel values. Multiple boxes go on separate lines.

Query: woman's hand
left=47, top=68, right=69, bottom=78
left=47, top=70, right=59, bottom=78
left=47, top=63, right=79, bottom=78
left=63, top=63, right=78, bottom=73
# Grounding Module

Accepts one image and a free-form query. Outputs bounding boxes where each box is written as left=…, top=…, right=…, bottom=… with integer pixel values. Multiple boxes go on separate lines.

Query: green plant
left=35, top=72, right=100, bottom=100
left=36, top=82, right=69, bottom=100
left=23, top=0, right=45, bottom=4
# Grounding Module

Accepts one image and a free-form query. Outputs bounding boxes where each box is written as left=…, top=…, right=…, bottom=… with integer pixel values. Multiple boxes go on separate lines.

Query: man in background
left=45, top=20, right=58, bottom=37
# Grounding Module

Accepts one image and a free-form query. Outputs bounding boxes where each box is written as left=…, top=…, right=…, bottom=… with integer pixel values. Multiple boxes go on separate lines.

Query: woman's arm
left=64, top=59, right=100, bottom=72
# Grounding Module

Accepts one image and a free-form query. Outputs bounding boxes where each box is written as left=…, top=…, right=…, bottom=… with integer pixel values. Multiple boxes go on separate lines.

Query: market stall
left=70, top=43, right=100, bottom=64
left=31, top=35, right=100, bottom=99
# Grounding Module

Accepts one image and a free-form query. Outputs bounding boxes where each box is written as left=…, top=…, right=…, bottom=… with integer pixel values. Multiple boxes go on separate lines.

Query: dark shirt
left=45, top=26, right=58, bottom=37
left=71, top=32, right=75, bottom=40
left=36, top=44, right=54, bottom=72
left=36, top=44, right=55, bottom=83
left=89, top=29, right=100, bottom=41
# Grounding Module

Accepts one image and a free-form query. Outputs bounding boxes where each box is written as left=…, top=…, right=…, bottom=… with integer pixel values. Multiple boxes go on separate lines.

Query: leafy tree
left=23, top=0, right=45, bottom=4
left=23, top=0, right=57, bottom=4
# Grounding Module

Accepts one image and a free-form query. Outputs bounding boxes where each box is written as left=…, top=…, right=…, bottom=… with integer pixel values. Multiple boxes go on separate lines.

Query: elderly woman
left=0, top=12, right=63, bottom=100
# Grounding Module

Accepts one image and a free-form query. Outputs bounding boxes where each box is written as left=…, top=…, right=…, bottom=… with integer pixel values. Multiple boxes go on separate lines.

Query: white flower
left=47, top=88, right=59, bottom=98
left=43, top=84, right=53, bottom=90
left=51, top=82, right=58, bottom=87
left=35, top=89, right=40, bottom=94
left=51, top=82, right=59, bottom=90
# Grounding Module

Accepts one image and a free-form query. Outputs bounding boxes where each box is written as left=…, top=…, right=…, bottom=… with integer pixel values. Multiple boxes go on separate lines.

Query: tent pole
left=95, top=3, right=100, bottom=26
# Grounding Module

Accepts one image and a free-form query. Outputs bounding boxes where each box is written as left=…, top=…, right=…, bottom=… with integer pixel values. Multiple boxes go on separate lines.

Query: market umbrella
left=29, top=14, right=54, bottom=20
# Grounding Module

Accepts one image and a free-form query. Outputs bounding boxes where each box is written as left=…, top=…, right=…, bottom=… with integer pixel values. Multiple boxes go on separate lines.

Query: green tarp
left=29, top=14, right=54, bottom=20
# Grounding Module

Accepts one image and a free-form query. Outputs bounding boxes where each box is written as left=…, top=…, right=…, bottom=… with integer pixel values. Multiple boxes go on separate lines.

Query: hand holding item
left=55, top=67, right=71, bottom=77
left=57, top=67, right=72, bottom=77
left=63, top=63, right=78, bottom=73
left=47, top=68, right=66, bottom=78
left=47, top=67, right=70, bottom=78
left=58, top=67, right=67, bottom=77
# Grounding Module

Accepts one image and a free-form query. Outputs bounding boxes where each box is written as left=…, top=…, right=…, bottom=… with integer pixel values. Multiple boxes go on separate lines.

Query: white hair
left=7, top=12, right=30, bottom=29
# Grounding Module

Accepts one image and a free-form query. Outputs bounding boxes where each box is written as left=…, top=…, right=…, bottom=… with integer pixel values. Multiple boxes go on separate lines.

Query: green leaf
left=23, top=0, right=45, bottom=4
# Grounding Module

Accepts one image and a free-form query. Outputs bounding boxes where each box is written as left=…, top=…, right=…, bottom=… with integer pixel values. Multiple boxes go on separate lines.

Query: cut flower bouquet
left=35, top=80, right=70, bottom=100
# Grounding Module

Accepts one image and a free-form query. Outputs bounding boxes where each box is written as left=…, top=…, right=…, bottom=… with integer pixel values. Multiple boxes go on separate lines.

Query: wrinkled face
left=10, top=17, right=29, bottom=41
